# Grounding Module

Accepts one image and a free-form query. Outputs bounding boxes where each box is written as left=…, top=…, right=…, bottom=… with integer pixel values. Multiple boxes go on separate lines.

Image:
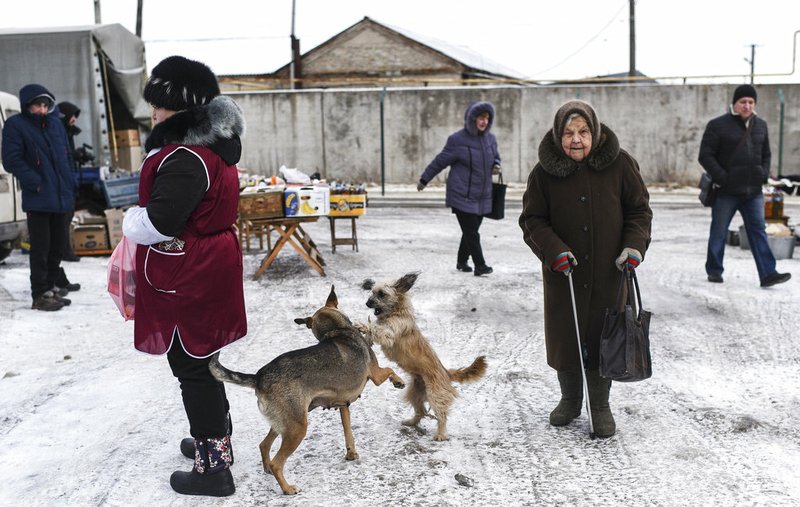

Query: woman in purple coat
left=418, top=101, right=501, bottom=276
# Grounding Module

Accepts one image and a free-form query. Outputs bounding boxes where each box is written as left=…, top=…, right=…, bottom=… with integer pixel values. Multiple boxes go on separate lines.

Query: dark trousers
left=454, top=210, right=486, bottom=267
left=167, top=340, right=231, bottom=439
left=26, top=211, right=67, bottom=300
left=706, top=193, right=776, bottom=280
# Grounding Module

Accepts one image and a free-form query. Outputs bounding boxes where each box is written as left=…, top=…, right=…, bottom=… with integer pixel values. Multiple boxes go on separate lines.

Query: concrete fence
left=231, top=83, right=800, bottom=185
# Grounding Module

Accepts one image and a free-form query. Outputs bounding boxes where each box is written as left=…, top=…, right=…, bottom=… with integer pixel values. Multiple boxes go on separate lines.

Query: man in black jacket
left=698, top=84, right=790, bottom=288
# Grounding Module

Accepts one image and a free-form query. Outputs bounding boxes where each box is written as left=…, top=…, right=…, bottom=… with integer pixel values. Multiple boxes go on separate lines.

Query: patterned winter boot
left=170, top=436, right=235, bottom=497
left=180, top=413, right=233, bottom=464
left=586, top=369, right=616, bottom=438
left=549, top=370, right=583, bottom=426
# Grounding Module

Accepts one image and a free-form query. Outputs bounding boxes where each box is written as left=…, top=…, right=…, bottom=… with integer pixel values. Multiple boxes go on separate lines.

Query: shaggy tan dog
left=356, top=272, right=487, bottom=441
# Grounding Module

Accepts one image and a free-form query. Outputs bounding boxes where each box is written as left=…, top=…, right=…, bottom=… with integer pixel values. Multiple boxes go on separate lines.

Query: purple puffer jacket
left=420, top=101, right=501, bottom=215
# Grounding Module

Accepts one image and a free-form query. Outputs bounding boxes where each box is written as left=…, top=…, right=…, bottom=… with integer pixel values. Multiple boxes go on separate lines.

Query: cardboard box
left=284, top=186, right=330, bottom=217
left=72, top=224, right=109, bottom=251
left=329, top=193, right=367, bottom=216
left=113, top=146, right=143, bottom=171
left=113, top=129, right=140, bottom=147
left=104, top=208, right=125, bottom=249
left=239, top=190, right=283, bottom=218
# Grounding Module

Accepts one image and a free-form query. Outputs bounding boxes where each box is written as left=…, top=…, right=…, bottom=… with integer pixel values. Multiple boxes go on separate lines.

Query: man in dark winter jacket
left=1, top=84, right=78, bottom=311
left=56, top=101, right=83, bottom=263
left=698, top=84, right=791, bottom=288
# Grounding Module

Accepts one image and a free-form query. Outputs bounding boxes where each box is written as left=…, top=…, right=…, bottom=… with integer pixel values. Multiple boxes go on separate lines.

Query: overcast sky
left=1, top=0, right=799, bottom=83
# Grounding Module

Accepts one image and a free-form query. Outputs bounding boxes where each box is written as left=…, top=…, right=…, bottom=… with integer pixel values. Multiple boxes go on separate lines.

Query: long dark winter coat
left=698, top=111, right=770, bottom=198
left=519, top=124, right=652, bottom=371
left=1, top=84, right=76, bottom=213
left=420, top=101, right=501, bottom=215
left=134, top=96, right=247, bottom=357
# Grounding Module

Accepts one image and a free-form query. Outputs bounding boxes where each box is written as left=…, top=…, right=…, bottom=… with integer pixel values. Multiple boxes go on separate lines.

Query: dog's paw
left=433, top=433, right=449, bottom=442
left=282, top=485, right=300, bottom=495
left=345, top=450, right=360, bottom=461
left=393, top=379, right=406, bottom=389
left=354, top=322, right=369, bottom=334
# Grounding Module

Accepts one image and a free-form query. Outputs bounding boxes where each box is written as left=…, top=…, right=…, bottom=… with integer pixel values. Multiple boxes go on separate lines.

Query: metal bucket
left=739, top=225, right=795, bottom=259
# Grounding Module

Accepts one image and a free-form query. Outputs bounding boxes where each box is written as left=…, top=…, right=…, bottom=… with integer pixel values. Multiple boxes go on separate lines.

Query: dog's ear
left=294, top=317, right=312, bottom=328
left=394, top=272, right=420, bottom=293
left=325, top=285, right=338, bottom=308
left=361, top=279, right=375, bottom=291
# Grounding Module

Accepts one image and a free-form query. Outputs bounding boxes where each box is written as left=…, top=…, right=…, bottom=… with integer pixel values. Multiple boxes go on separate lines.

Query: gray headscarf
left=552, top=100, right=601, bottom=146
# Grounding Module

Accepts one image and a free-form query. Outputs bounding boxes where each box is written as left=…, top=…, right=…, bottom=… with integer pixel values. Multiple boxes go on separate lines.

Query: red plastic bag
left=107, top=236, right=137, bottom=320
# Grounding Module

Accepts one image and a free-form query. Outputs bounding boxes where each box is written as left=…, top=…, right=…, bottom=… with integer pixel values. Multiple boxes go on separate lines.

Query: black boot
left=586, top=369, right=616, bottom=438
left=550, top=370, right=583, bottom=426
left=170, top=436, right=235, bottom=497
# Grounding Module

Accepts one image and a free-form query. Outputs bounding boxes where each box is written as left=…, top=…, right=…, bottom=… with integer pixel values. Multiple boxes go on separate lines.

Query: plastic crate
left=78, top=166, right=101, bottom=184
left=102, top=174, right=140, bottom=208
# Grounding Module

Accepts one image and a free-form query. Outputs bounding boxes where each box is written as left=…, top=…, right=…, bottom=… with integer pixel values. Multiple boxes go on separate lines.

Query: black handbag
left=485, top=173, right=506, bottom=220
left=698, top=172, right=718, bottom=207
left=599, top=268, right=652, bottom=382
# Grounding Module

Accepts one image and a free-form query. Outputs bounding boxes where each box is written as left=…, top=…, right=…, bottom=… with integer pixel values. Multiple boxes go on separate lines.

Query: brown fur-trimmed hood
left=537, top=123, right=621, bottom=178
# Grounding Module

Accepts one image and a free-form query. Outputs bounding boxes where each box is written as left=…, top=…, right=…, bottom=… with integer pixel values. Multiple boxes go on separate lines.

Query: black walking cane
left=567, top=271, right=595, bottom=439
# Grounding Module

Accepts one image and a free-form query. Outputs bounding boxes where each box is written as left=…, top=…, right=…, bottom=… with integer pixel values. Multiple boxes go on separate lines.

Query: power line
left=530, top=0, right=629, bottom=78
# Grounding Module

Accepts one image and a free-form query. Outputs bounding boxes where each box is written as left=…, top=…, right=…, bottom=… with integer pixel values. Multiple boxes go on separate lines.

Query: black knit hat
left=732, top=84, right=757, bottom=104
left=143, top=56, right=220, bottom=111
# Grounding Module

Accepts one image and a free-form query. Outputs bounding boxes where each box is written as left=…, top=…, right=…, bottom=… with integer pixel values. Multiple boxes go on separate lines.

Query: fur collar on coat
left=144, top=95, right=245, bottom=165
left=537, top=123, right=620, bottom=178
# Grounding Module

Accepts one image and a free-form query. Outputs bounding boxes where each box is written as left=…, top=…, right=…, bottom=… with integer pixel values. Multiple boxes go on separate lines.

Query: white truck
left=0, top=90, right=24, bottom=261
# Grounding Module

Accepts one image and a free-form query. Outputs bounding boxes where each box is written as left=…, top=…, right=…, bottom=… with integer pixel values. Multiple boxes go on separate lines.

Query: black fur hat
left=143, top=56, right=220, bottom=111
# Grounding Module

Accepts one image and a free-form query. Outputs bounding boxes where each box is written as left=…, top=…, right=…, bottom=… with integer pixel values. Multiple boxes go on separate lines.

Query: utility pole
left=628, top=0, right=636, bottom=77
left=94, top=0, right=101, bottom=24
left=136, top=0, right=143, bottom=38
left=289, top=0, right=296, bottom=89
left=744, top=44, right=756, bottom=84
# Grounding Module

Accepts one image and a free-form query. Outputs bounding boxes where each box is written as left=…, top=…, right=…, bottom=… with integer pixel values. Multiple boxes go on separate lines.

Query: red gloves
left=551, top=251, right=577, bottom=275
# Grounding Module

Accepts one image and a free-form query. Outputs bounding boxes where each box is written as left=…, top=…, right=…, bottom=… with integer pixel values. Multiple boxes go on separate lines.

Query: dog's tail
left=448, top=355, right=487, bottom=384
left=208, top=352, right=257, bottom=389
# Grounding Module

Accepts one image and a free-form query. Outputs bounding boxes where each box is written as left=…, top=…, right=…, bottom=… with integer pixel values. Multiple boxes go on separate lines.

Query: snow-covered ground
left=1, top=197, right=799, bottom=506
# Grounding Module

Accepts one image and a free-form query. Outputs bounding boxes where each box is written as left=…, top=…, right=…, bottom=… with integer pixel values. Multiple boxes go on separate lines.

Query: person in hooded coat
left=56, top=101, right=82, bottom=264
left=1, top=84, right=77, bottom=311
left=418, top=100, right=501, bottom=276
left=121, top=56, right=247, bottom=497
left=519, top=100, right=652, bottom=438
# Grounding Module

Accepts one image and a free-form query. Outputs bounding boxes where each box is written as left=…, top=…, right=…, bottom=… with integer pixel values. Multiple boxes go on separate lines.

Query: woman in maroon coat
left=122, top=56, right=246, bottom=496
left=519, top=100, right=651, bottom=438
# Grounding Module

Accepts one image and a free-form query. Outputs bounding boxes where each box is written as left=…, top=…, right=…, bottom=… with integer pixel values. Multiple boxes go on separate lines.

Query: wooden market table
left=251, top=216, right=326, bottom=279
left=328, top=216, right=359, bottom=253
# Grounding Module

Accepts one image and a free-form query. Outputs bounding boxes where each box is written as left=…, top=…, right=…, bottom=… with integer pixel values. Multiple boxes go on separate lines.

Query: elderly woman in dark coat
left=418, top=100, right=501, bottom=276
left=519, top=100, right=652, bottom=438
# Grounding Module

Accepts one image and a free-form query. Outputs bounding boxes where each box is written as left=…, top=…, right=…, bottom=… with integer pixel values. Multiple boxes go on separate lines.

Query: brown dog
left=356, top=272, right=487, bottom=441
left=209, top=286, right=404, bottom=495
